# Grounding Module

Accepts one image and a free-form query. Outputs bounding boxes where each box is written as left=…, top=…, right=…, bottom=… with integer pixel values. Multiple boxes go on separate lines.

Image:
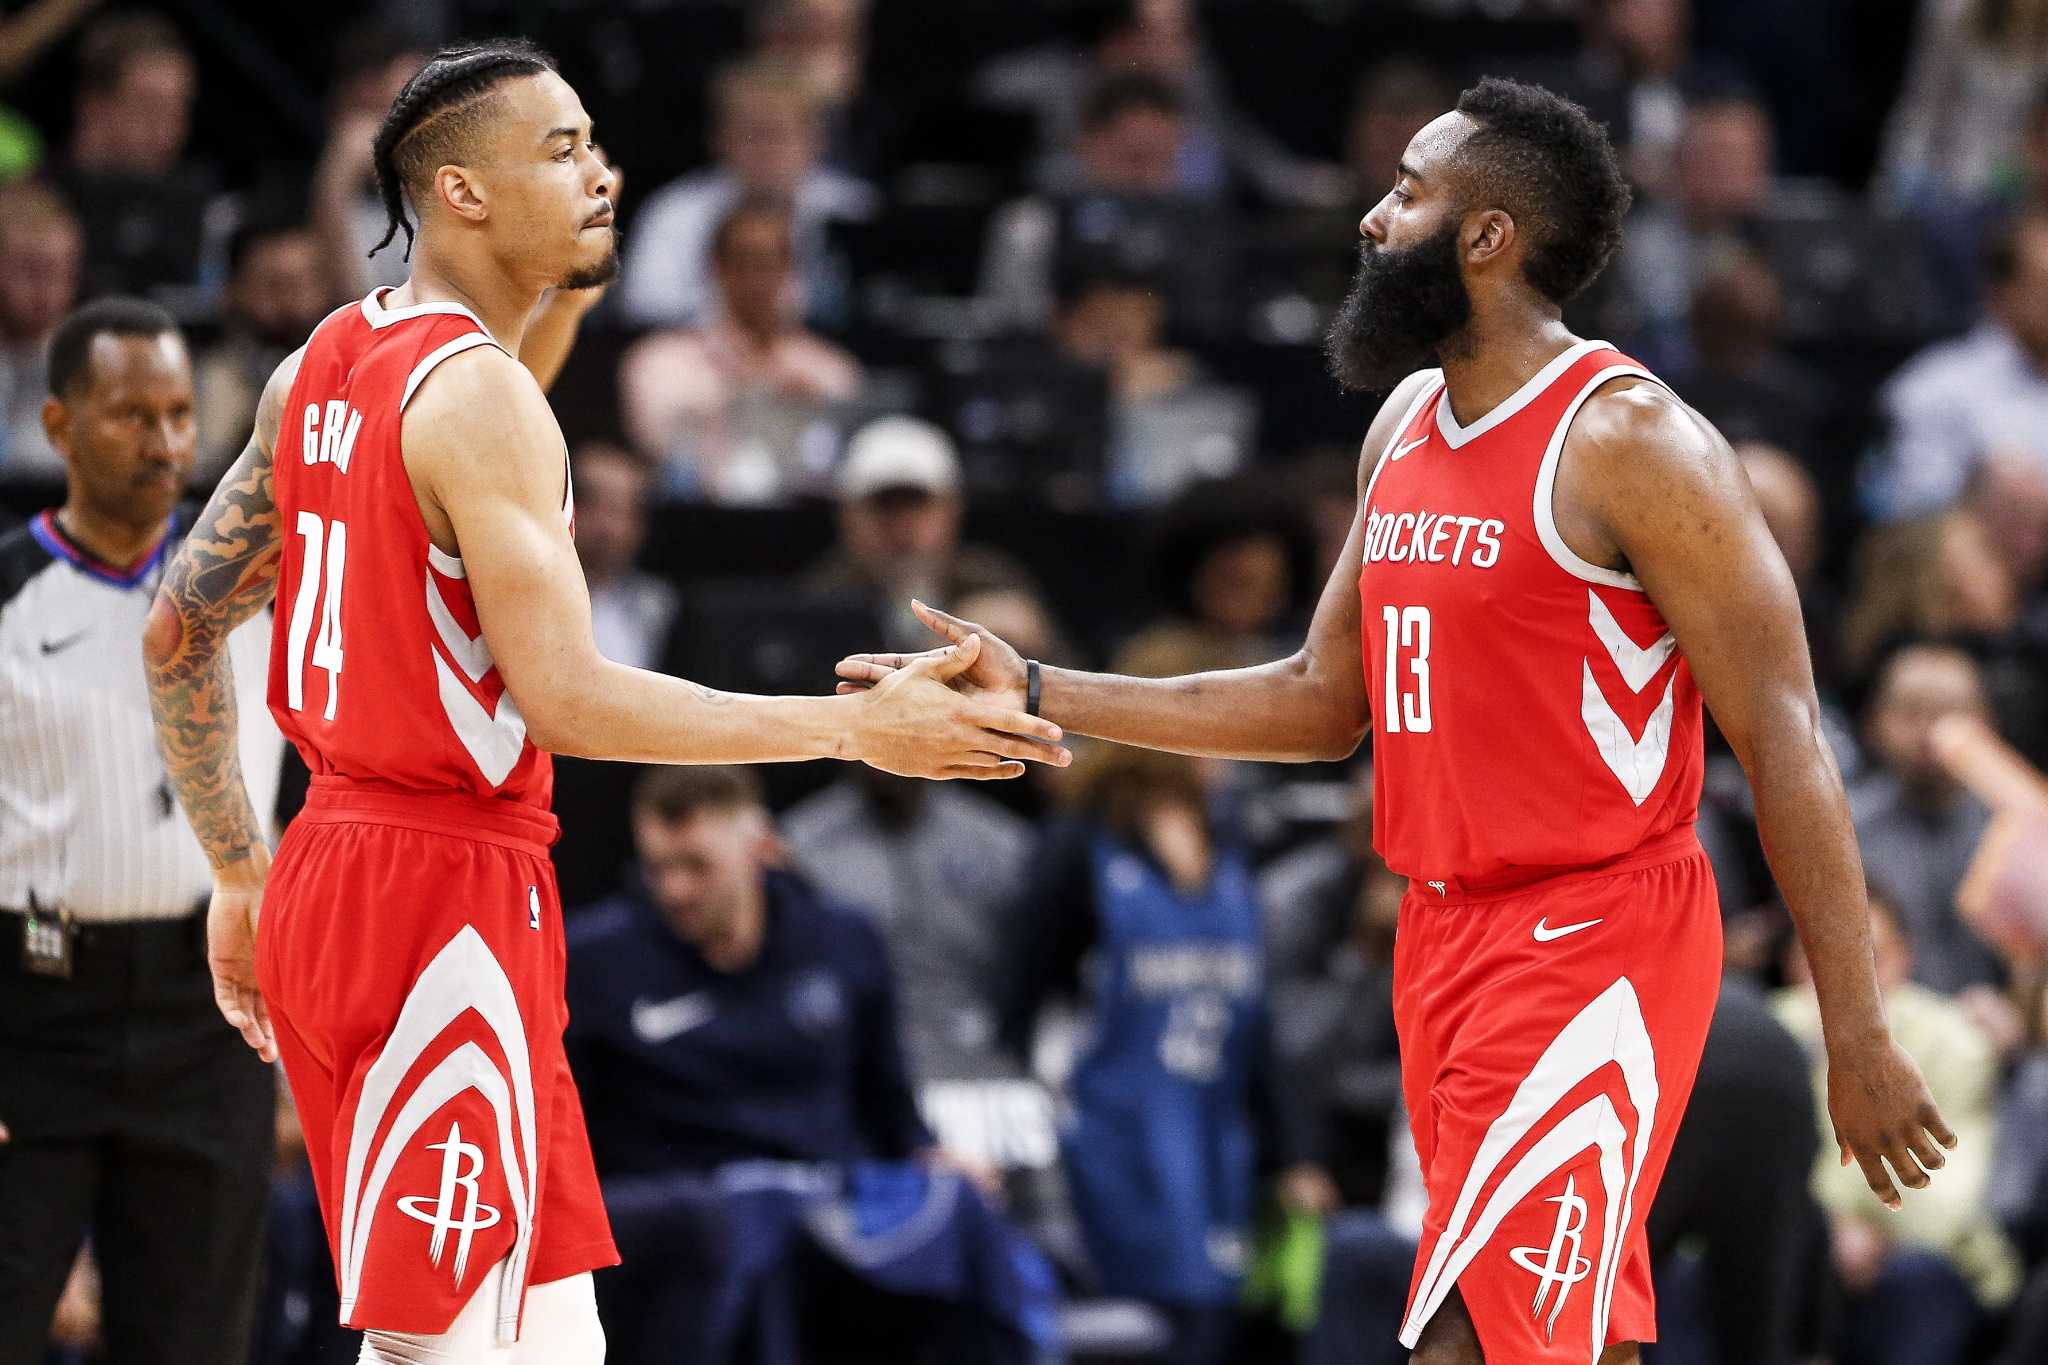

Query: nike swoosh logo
left=630, top=992, right=715, bottom=1044
left=1388, top=435, right=1429, bottom=462
left=40, top=631, right=90, bottom=655
left=1532, top=917, right=1603, bottom=942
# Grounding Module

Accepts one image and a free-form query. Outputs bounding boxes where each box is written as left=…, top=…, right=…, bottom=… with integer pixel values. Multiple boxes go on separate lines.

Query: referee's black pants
left=0, top=911, right=274, bottom=1365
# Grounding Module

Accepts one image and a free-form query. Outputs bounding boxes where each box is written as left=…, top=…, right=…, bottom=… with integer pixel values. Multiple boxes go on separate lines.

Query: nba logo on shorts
left=397, top=1119, right=502, bottom=1286
left=1508, top=1173, right=1593, bottom=1341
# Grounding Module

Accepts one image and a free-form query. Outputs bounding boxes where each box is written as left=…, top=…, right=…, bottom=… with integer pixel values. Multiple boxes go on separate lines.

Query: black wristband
left=1026, top=659, right=1042, bottom=718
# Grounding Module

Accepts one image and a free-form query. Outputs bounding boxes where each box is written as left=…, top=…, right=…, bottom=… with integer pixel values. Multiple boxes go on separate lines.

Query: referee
left=0, top=299, right=282, bottom=1364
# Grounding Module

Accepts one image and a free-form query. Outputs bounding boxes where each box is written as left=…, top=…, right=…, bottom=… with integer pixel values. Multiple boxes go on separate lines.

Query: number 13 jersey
left=267, top=289, right=567, bottom=812
left=1357, top=340, right=1704, bottom=896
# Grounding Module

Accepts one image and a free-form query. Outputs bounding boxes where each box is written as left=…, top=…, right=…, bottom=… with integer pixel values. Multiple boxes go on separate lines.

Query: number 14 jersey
left=1357, top=340, right=1704, bottom=897
left=267, top=289, right=566, bottom=812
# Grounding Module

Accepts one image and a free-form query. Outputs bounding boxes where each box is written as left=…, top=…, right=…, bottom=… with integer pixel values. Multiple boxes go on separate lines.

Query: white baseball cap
left=837, top=416, right=962, bottom=499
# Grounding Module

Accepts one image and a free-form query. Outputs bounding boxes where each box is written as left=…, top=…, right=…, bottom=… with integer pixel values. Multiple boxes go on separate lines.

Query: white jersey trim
left=402, top=333, right=501, bottom=412
left=1360, top=371, right=1445, bottom=513
left=1436, top=339, right=1611, bottom=450
left=427, top=544, right=466, bottom=580
left=1532, top=363, right=1659, bottom=591
left=361, top=287, right=491, bottom=332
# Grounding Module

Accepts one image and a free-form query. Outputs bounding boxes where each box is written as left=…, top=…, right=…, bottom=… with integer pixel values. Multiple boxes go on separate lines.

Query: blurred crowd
left=8, top=1, right=2048, bottom=1363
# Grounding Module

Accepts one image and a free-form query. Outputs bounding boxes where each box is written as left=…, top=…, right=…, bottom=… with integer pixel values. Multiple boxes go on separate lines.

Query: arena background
left=4, top=1, right=2048, bottom=1363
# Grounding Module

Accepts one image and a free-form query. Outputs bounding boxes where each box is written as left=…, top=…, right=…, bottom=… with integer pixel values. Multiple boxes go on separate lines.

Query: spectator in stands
left=1852, top=643, right=2006, bottom=995
left=980, top=73, right=1189, bottom=329
left=1115, top=478, right=1305, bottom=678
left=619, top=196, right=861, bottom=503
left=52, top=12, right=213, bottom=299
left=748, top=0, right=889, bottom=178
left=0, top=180, right=80, bottom=475
left=1257, top=774, right=1403, bottom=1206
left=975, top=0, right=1337, bottom=207
left=1669, top=248, right=1832, bottom=458
left=1605, top=80, right=1774, bottom=370
left=309, top=22, right=430, bottom=298
left=782, top=761, right=1035, bottom=1082
left=1003, top=746, right=1334, bottom=1365
left=1774, top=885, right=2020, bottom=1365
left=1881, top=0, right=2048, bottom=204
left=620, top=56, right=877, bottom=329
left=1841, top=511, right=2019, bottom=673
left=803, top=416, right=1036, bottom=652
left=194, top=223, right=334, bottom=484
left=573, top=442, right=677, bottom=671
left=1344, top=60, right=1455, bottom=207
left=1533, top=0, right=1694, bottom=194
left=566, top=766, right=1041, bottom=1365
left=1862, top=211, right=2048, bottom=521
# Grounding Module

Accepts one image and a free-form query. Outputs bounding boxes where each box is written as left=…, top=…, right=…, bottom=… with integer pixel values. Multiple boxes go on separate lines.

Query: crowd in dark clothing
left=9, top=2, right=2048, bottom=1363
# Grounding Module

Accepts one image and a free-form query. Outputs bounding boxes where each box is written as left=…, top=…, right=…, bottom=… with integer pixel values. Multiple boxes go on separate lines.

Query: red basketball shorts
left=1392, top=826, right=1722, bottom=1364
left=256, top=777, right=618, bottom=1341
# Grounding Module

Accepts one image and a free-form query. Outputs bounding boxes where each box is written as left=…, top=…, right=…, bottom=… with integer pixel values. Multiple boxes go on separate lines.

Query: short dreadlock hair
left=369, top=38, right=558, bottom=260
left=1451, top=77, right=1632, bottom=306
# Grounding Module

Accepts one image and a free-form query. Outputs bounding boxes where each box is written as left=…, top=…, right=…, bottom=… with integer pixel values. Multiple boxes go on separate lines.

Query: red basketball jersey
left=1357, top=340, right=1704, bottom=895
left=268, top=289, right=568, bottom=811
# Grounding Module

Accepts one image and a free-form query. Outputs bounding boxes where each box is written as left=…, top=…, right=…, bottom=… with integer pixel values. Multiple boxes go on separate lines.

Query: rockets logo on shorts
left=1508, top=1173, right=1594, bottom=1342
left=398, top=1119, right=504, bottom=1285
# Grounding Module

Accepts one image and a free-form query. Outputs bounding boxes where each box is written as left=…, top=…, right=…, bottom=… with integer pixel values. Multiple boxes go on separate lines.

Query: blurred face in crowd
left=1866, top=644, right=1988, bottom=798
left=0, top=211, right=83, bottom=345
left=79, top=47, right=196, bottom=176
left=1058, top=281, right=1165, bottom=366
left=634, top=802, right=775, bottom=954
left=1191, top=532, right=1290, bottom=637
left=229, top=230, right=332, bottom=347
left=1677, top=99, right=1772, bottom=224
left=1594, top=0, right=1690, bottom=75
left=1937, top=511, right=2019, bottom=634
left=1330, top=113, right=1476, bottom=391
left=1737, top=443, right=1821, bottom=590
left=839, top=486, right=960, bottom=585
left=571, top=444, right=650, bottom=583
left=43, top=332, right=196, bottom=535
left=1097, top=0, right=1198, bottom=75
left=432, top=71, right=618, bottom=293
left=1077, top=105, right=1185, bottom=195
left=1689, top=251, right=1782, bottom=368
left=713, top=207, right=798, bottom=337
left=717, top=82, right=823, bottom=195
left=758, top=0, right=868, bottom=105
left=1968, top=455, right=2048, bottom=590
left=1989, top=219, right=2048, bottom=363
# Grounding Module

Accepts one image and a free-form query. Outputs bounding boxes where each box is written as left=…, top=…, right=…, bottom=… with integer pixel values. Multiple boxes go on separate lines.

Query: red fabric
left=266, top=291, right=556, bottom=810
left=1357, top=343, right=1704, bottom=896
left=258, top=778, right=617, bottom=1337
left=1394, top=841, right=1722, bottom=1361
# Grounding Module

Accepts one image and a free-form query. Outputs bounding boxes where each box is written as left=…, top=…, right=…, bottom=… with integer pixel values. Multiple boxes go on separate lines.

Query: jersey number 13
left=1380, top=604, right=1432, bottom=734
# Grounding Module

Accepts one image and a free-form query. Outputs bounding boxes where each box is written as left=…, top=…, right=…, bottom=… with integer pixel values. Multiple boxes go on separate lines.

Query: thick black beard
left=1323, top=220, right=1473, bottom=393
left=560, top=233, right=621, bottom=291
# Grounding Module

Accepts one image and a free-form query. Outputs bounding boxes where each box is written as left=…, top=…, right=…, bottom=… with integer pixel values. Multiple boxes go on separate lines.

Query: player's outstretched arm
left=406, top=347, right=1066, bottom=778
left=1565, top=378, right=1956, bottom=1212
left=143, top=348, right=300, bottom=1061
left=834, top=371, right=1438, bottom=761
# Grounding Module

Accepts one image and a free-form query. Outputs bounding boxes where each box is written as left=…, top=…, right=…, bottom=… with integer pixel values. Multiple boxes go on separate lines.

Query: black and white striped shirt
left=0, top=509, right=281, bottom=922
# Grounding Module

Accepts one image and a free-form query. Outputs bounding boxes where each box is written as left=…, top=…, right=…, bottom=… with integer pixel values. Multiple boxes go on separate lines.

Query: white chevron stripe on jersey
left=424, top=562, right=527, bottom=786
left=1400, top=978, right=1660, bottom=1362
left=338, top=926, right=538, bottom=1346
left=427, top=569, right=493, bottom=684
left=1581, top=590, right=1679, bottom=806
left=1586, top=590, right=1677, bottom=691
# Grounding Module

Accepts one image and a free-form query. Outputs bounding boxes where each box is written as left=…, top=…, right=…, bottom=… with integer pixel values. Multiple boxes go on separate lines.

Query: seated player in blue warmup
left=564, top=766, right=1053, bottom=1365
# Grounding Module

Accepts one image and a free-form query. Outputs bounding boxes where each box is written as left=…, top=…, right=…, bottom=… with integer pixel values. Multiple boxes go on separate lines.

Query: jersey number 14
left=1381, top=604, right=1432, bottom=734
left=285, top=512, right=347, bottom=720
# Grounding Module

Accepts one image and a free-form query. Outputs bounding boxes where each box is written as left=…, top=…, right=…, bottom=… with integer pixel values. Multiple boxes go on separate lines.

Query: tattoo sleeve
left=143, top=431, right=283, bottom=871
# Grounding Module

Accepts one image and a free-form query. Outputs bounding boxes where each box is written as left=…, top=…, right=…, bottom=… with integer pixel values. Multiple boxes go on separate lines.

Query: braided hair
left=369, top=38, right=557, bottom=261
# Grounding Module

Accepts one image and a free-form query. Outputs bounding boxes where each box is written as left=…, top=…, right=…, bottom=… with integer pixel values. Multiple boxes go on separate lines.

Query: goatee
left=561, top=232, right=622, bottom=292
left=1324, top=220, right=1473, bottom=393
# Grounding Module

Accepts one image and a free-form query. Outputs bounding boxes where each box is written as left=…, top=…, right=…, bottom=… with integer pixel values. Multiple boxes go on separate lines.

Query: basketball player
left=838, top=79, right=1952, bottom=1365
left=140, top=40, right=1066, bottom=1364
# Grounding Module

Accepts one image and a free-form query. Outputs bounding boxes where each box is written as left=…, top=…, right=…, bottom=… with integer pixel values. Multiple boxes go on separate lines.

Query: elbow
left=140, top=591, right=185, bottom=671
left=1312, top=721, right=1368, bottom=763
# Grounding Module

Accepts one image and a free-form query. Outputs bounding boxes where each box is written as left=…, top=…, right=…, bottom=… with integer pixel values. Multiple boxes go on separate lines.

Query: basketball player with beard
left=141, top=40, right=1066, bottom=1363
left=839, top=78, right=1950, bottom=1364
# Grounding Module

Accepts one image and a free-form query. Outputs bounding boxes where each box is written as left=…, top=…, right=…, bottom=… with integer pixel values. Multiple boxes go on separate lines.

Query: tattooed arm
left=142, top=348, right=299, bottom=1060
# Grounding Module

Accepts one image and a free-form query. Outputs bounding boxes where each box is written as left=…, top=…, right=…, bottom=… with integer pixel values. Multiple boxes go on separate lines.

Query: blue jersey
left=1061, top=832, right=1267, bottom=1304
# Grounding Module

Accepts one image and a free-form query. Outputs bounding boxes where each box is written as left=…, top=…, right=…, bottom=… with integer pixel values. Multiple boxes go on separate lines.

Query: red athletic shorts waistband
left=296, top=775, right=560, bottom=856
left=1404, top=822, right=1702, bottom=906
